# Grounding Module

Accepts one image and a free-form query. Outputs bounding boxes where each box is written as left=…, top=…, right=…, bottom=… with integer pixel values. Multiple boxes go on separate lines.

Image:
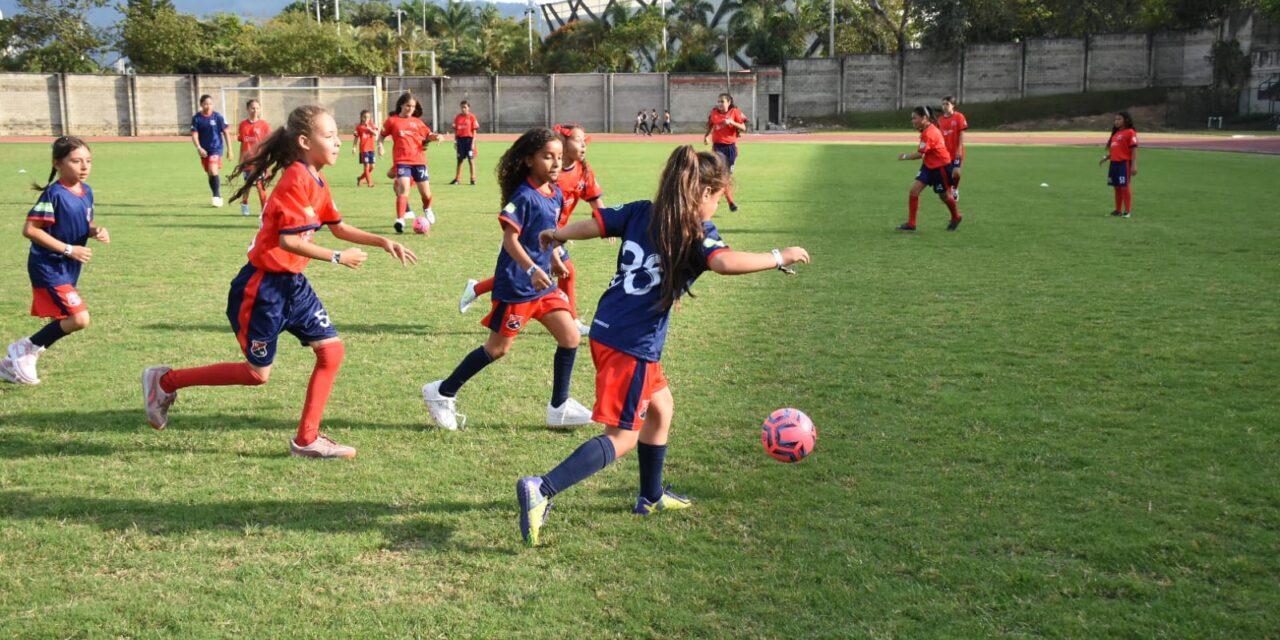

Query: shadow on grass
left=140, top=322, right=482, bottom=337
left=3, top=408, right=430, bottom=434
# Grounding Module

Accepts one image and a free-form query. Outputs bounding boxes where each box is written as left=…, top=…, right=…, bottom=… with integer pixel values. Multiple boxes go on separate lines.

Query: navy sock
left=540, top=435, right=616, bottom=498
left=550, top=346, right=576, bottom=408
left=440, top=346, right=494, bottom=397
left=637, top=442, right=668, bottom=502
left=208, top=175, right=221, bottom=197
left=29, top=320, right=68, bottom=349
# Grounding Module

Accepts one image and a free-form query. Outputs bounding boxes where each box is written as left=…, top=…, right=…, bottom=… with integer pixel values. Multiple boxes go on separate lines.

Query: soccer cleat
left=404, top=211, right=415, bottom=220
left=951, top=188, right=960, bottom=201
left=470, top=180, right=476, bottom=186
left=425, top=208, right=436, bottom=225
left=546, top=397, right=593, bottom=428
left=240, top=203, right=250, bottom=216
left=141, top=366, right=176, bottom=430
left=449, top=178, right=460, bottom=185
left=1110, top=210, right=1123, bottom=217
left=633, top=488, right=693, bottom=516
left=290, top=433, right=357, bottom=459
left=896, top=223, right=916, bottom=232
left=517, top=476, right=553, bottom=547
left=7, top=338, right=43, bottom=384
left=575, top=318, right=591, bottom=337
left=458, top=279, right=479, bottom=314
left=211, top=196, right=224, bottom=208
left=947, top=216, right=963, bottom=231
left=1122, top=212, right=1132, bottom=218
left=422, top=380, right=466, bottom=431
left=0, top=356, right=26, bottom=384
left=729, top=202, right=739, bottom=212
left=394, top=219, right=405, bottom=234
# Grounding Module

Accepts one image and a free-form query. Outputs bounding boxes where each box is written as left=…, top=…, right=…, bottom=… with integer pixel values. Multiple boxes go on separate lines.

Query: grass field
left=0, top=138, right=1277, bottom=638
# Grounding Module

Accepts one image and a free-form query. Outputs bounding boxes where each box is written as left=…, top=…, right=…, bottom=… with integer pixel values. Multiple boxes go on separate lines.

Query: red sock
left=363, top=166, right=373, bottom=185
left=1122, top=187, right=1132, bottom=213
left=160, top=361, right=266, bottom=393
left=256, top=183, right=267, bottom=207
left=295, top=341, right=344, bottom=447
left=395, top=195, right=408, bottom=218
left=1114, top=188, right=1123, bottom=212
left=943, top=195, right=961, bottom=221
left=558, top=260, right=577, bottom=317
left=725, top=186, right=736, bottom=206
left=908, top=195, right=919, bottom=226
left=474, top=277, right=494, bottom=296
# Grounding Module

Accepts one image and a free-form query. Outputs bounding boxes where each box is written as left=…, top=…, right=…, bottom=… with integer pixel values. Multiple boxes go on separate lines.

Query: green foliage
left=1, top=0, right=109, bottom=72
left=119, top=1, right=203, bottom=73
left=236, top=12, right=384, bottom=75
left=1210, top=39, right=1252, bottom=90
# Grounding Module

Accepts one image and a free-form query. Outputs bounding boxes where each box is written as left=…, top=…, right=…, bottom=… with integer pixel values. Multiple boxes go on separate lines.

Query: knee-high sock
left=160, top=361, right=266, bottom=393
left=725, top=184, right=736, bottom=206
left=551, top=346, right=576, bottom=408
left=637, top=442, right=668, bottom=502
left=943, top=194, right=961, bottom=221
left=474, top=278, right=494, bottom=296
left=395, top=195, right=408, bottom=219
left=1114, top=188, right=1123, bottom=212
left=558, top=260, right=577, bottom=318
left=295, top=341, right=344, bottom=446
left=440, top=346, right=495, bottom=397
left=1122, top=187, right=1132, bottom=213
left=908, top=194, right=920, bottom=226
left=255, top=182, right=267, bottom=207
left=208, top=175, right=221, bottom=198
left=540, top=435, right=617, bottom=498
left=29, top=320, right=69, bottom=349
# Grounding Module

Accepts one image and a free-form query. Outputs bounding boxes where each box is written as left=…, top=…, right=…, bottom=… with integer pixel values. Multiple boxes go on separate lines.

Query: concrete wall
left=442, top=76, right=494, bottom=133
left=669, top=73, right=757, bottom=131
left=842, top=55, right=899, bottom=112
left=1025, top=38, right=1087, bottom=96
left=903, top=49, right=960, bottom=107
left=1153, top=29, right=1216, bottom=87
left=552, top=74, right=607, bottom=132
left=1087, top=33, right=1151, bottom=91
left=611, top=73, right=665, bottom=133
left=495, top=75, right=549, bottom=132
left=782, top=58, right=840, bottom=118
left=962, top=43, right=1022, bottom=103
left=134, top=75, right=192, bottom=136
left=0, top=74, right=63, bottom=136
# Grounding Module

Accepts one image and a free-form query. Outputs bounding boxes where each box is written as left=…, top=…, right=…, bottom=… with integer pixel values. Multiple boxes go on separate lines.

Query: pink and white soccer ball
left=412, top=216, right=431, bottom=234
left=761, top=408, right=817, bottom=463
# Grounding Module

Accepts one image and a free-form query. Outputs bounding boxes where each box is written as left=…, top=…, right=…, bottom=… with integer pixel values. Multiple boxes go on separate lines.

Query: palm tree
left=729, top=0, right=808, bottom=66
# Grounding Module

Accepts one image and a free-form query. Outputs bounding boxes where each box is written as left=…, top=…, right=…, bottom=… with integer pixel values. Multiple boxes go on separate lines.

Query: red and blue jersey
left=493, top=179, right=564, bottom=303
left=26, top=181, right=93, bottom=287
left=937, top=111, right=968, bottom=160
left=381, top=115, right=432, bottom=165
left=355, top=123, right=377, bottom=153
left=918, top=123, right=952, bottom=169
left=1108, top=128, right=1138, bottom=161
left=556, top=161, right=603, bottom=228
left=191, top=111, right=229, bottom=155
left=588, top=200, right=730, bottom=362
left=247, top=162, right=342, bottom=274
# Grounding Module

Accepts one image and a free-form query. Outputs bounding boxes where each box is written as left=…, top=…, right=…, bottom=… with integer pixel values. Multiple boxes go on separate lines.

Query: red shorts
left=201, top=154, right=222, bottom=173
left=31, top=284, right=87, bottom=319
left=481, top=290, right=572, bottom=337
left=590, top=340, right=668, bottom=430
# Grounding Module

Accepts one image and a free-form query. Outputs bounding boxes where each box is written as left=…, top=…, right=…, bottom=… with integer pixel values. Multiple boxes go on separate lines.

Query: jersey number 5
left=609, top=240, right=661, bottom=296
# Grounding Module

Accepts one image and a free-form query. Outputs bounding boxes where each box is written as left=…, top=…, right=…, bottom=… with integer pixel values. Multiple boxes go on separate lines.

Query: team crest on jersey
left=303, top=206, right=316, bottom=218
left=250, top=340, right=269, bottom=359
left=505, top=314, right=524, bottom=331
left=65, top=292, right=82, bottom=307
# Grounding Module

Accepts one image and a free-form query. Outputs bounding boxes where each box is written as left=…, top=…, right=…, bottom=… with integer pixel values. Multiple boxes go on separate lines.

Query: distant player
left=378, top=92, right=441, bottom=233
left=661, top=110, right=672, bottom=134
left=896, top=105, right=962, bottom=232
left=353, top=109, right=378, bottom=188
left=1, top=137, right=111, bottom=385
left=703, top=93, right=745, bottom=212
left=191, top=94, right=233, bottom=208
left=1099, top=111, right=1138, bottom=218
left=937, top=96, right=968, bottom=201
left=142, top=105, right=417, bottom=459
left=421, top=128, right=593, bottom=431
left=459, top=124, right=604, bottom=337
left=515, top=146, right=811, bottom=547
left=236, top=99, right=271, bottom=216
left=450, top=100, right=479, bottom=185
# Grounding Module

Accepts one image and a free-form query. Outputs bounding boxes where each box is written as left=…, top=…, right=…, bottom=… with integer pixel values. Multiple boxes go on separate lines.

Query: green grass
left=1, top=139, right=1278, bottom=638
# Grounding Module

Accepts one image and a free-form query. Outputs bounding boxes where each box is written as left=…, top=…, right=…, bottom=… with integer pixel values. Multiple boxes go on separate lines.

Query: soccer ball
left=412, top=216, right=430, bottom=234
left=761, top=408, right=817, bottom=463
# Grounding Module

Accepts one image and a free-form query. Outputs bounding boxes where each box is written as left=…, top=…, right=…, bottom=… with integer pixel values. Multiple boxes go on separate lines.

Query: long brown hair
left=229, top=105, right=330, bottom=202
left=496, top=127, right=559, bottom=207
left=33, top=136, right=90, bottom=192
left=649, top=145, right=731, bottom=311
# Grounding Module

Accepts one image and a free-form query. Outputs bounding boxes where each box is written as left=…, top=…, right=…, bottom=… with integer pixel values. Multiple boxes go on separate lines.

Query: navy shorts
left=949, top=158, right=963, bottom=170
left=713, top=143, right=738, bottom=173
left=455, top=137, right=474, bottom=160
left=395, top=164, right=429, bottom=183
left=361, top=151, right=375, bottom=164
left=226, top=263, right=338, bottom=367
left=1107, top=160, right=1131, bottom=187
left=915, top=164, right=957, bottom=194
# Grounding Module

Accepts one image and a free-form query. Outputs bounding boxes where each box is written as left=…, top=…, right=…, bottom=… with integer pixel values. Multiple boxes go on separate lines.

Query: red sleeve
left=957, top=113, right=968, bottom=130
left=379, top=119, right=394, bottom=138
left=583, top=166, right=603, bottom=201
left=273, top=170, right=322, bottom=234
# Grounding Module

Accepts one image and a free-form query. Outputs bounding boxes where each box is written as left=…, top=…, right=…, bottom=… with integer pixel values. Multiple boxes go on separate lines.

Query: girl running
left=191, top=94, right=233, bottom=208
left=458, top=124, right=605, bottom=337
left=515, top=145, right=810, bottom=546
left=1, top=137, right=110, bottom=386
left=378, top=93, right=441, bottom=233
left=236, top=99, right=271, bottom=216
left=896, top=105, right=962, bottom=232
left=1099, top=111, right=1138, bottom=218
left=421, top=128, right=593, bottom=431
left=353, top=109, right=378, bottom=188
left=142, top=105, right=417, bottom=459
left=937, top=96, right=968, bottom=201
left=703, top=93, right=745, bottom=211
left=450, top=100, right=480, bottom=185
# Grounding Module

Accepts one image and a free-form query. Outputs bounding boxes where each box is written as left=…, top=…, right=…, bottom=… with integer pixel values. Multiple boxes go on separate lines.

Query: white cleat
left=575, top=318, right=591, bottom=337
left=459, top=279, right=479, bottom=314
left=546, top=397, right=593, bottom=428
left=290, top=433, right=357, bottom=459
left=404, top=211, right=416, bottom=220
left=422, top=380, right=466, bottom=431
left=0, top=356, right=28, bottom=384
left=142, top=366, right=176, bottom=430
left=212, top=196, right=224, bottom=208
left=7, top=338, right=43, bottom=384
left=425, top=208, right=436, bottom=225
left=240, top=203, right=251, bottom=216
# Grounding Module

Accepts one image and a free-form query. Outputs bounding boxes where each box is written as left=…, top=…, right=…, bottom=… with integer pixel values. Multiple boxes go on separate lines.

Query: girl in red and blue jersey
left=703, top=93, right=746, bottom=211
left=937, top=96, right=968, bottom=201
left=353, top=109, right=378, bottom=188
left=143, top=105, right=417, bottom=459
left=514, top=146, right=811, bottom=547
left=236, top=99, right=271, bottom=216
left=1099, top=111, right=1138, bottom=218
left=421, top=128, right=593, bottom=432
left=1, top=137, right=110, bottom=386
left=191, top=94, right=233, bottom=208
left=378, top=92, right=441, bottom=233
left=897, top=105, right=962, bottom=232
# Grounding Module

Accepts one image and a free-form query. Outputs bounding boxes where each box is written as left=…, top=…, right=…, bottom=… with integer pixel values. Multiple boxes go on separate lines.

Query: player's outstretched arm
left=540, top=218, right=601, bottom=250
left=708, top=247, right=810, bottom=276
left=898, top=152, right=922, bottom=161
left=330, top=223, right=417, bottom=266
left=279, top=232, right=368, bottom=269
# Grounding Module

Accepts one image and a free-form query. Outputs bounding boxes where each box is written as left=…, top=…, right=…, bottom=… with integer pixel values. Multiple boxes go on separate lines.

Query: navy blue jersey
left=26, top=182, right=94, bottom=287
left=589, top=200, right=730, bottom=362
left=191, top=111, right=228, bottom=154
left=492, top=180, right=564, bottom=303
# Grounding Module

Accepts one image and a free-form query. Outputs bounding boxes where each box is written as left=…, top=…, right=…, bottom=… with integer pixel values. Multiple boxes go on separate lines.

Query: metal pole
left=725, top=34, right=730, bottom=91
left=422, top=0, right=426, bottom=33
left=398, top=50, right=404, bottom=77
left=527, top=6, right=534, bottom=63
left=829, top=0, right=835, bottom=57
left=334, top=0, right=339, bottom=23
left=661, top=2, right=667, bottom=56
left=314, top=0, right=320, bottom=22
left=396, top=9, right=403, bottom=36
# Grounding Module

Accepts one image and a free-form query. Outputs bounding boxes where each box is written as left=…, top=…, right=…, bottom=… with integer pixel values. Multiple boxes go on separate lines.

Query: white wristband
left=526, top=264, right=539, bottom=277
left=771, top=248, right=784, bottom=269
left=63, top=244, right=74, bottom=257
left=331, top=251, right=342, bottom=265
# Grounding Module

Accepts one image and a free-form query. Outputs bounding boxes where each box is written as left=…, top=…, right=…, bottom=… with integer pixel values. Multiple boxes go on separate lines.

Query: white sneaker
left=212, top=196, right=224, bottom=208
left=574, top=318, right=591, bottom=337
left=459, top=279, right=479, bottom=314
left=290, top=433, right=357, bottom=459
left=0, top=356, right=27, bottom=384
left=425, top=208, right=436, bottom=225
left=404, top=211, right=416, bottom=220
left=547, top=397, right=593, bottom=428
left=240, top=203, right=251, bottom=216
left=422, top=380, right=466, bottom=431
left=142, top=366, right=176, bottom=430
left=7, top=338, right=43, bottom=384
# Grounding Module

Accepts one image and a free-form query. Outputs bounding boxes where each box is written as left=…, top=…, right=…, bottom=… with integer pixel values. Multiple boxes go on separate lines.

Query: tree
left=729, top=0, right=812, bottom=65
left=119, top=0, right=206, bottom=73
left=237, top=12, right=383, bottom=75
left=1, top=0, right=109, bottom=72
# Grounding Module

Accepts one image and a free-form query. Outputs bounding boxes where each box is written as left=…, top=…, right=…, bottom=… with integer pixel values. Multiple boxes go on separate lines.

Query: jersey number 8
left=609, top=240, right=661, bottom=296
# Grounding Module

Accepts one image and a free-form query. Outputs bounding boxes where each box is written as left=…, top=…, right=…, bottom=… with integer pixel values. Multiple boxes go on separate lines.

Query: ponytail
left=229, top=105, right=330, bottom=203
left=649, top=145, right=731, bottom=312
left=912, top=105, right=937, bottom=125
left=32, top=136, right=90, bottom=193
